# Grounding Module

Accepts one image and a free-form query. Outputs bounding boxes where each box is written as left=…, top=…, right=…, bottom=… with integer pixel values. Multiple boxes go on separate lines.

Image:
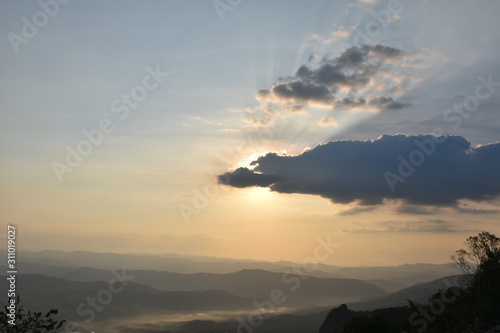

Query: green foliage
left=0, top=296, right=65, bottom=333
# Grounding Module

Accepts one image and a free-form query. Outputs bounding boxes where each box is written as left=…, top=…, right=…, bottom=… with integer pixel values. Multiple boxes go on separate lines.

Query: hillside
left=347, top=275, right=468, bottom=310
left=0, top=274, right=256, bottom=322
left=2, top=263, right=387, bottom=308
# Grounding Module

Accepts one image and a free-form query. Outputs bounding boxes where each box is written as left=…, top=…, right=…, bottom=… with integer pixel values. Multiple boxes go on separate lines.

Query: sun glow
left=243, top=186, right=274, bottom=201
left=235, top=152, right=270, bottom=169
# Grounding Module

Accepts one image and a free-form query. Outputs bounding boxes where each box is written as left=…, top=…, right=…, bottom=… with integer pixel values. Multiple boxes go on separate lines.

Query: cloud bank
left=218, top=134, right=500, bottom=207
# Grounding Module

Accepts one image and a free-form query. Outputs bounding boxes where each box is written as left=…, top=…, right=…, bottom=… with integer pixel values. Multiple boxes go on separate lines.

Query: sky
left=1, top=0, right=499, bottom=266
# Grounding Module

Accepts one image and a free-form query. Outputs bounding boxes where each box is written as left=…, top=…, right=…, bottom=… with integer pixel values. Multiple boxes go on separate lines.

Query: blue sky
left=1, top=0, right=499, bottom=265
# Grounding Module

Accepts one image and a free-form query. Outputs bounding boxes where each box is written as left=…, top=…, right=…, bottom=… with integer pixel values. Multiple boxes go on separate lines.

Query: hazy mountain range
left=0, top=250, right=463, bottom=333
left=5, top=264, right=387, bottom=307
left=18, top=250, right=458, bottom=285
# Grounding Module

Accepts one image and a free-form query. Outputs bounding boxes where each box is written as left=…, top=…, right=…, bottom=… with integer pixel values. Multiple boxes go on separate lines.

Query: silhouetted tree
left=332, top=231, right=500, bottom=333
left=451, top=231, right=500, bottom=295
left=0, top=296, right=65, bottom=333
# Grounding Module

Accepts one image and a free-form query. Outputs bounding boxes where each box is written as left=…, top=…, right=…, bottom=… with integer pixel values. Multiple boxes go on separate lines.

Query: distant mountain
left=19, top=250, right=293, bottom=273
left=1, top=261, right=76, bottom=277
left=0, top=274, right=256, bottom=323
left=331, top=263, right=459, bottom=285
left=4, top=263, right=387, bottom=308
left=0, top=267, right=468, bottom=333
left=270, top=266, right=345, bottom=279
left=18, top=251, right=457, bottom=286
left=347, top=275, right=467, bottom=310
left=363, top=279, right=408, bottom=293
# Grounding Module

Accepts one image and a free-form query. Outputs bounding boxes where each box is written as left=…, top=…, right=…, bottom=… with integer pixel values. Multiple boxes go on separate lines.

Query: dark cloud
left=271, top=80, right=332, bottom=104
left=297, top=63, right=368, bottom=89
left=218, top=167, right=279, bottom=188
left=335, top=97, right=367, bottom=108
left=366, top=96, right=411, bottom=110
left=333, top=96, right=411, bottom=110
left=328, top=44, right=405, bottom=68
left=369, top=44, right=405, bottom=59
left=256, top=89, right=270, bottom=98
left=335, top=46, right=368, bottom=67
left=217, top=134, right=500, bottom=207
left=256, top=44, right=412, bottom=112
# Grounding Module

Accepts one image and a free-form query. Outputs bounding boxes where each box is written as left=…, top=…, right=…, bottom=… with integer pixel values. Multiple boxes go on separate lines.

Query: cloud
left=218, top=167, right=280, bottom=188
left=217, top=128, right=241, bottom=133
left=244, top=117, right=273, bottom=127
left=369, top=44, right=404, bottom=59
left=260, top=80, right=333, bottom=106
left=330, top=25, right=355, bottom=39
left=395, top=204, right=440, bottom=215
left=337, top=206, right=377, bottom=216
left=390, top=14, right=401, bottom=25
left=309, top=26, right=356, bottom=45
left=344, top=219, right=465, bottom=233
left=455, top=203, right=500, bottom=214
left=189, top=116, right=223, bottom=126
left=253, top=44, right=414, bottom=115
left=285, top=104, right=307, bottom=114
left=318, top=117, right=338, bottom=127
left=332, top=96, right=411, bottom=111
left=218, top=134, right=500, bottom=207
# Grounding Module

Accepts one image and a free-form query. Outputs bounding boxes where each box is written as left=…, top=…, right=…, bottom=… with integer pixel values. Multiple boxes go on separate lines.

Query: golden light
left=235, top=152, right=270, bottom=169
left=243, top=186, right=274, bottom=201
